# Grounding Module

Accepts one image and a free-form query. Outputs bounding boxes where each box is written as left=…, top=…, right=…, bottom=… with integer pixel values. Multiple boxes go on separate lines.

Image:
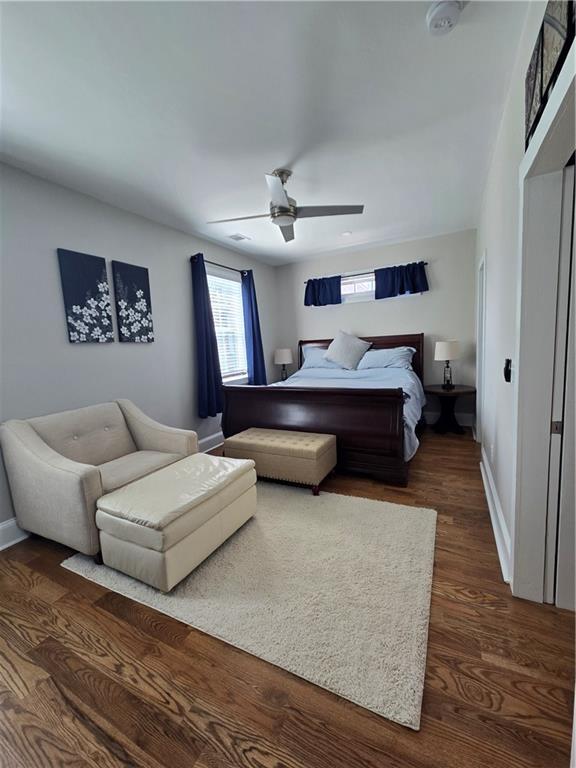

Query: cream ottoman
left=95, top=453, right=257, bottom=592
left=223, top=428, right=336, bottom=495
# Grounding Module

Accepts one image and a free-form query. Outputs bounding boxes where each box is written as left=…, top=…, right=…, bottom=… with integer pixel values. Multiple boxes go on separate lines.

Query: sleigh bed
left=221, top=333, right=425, bottom=486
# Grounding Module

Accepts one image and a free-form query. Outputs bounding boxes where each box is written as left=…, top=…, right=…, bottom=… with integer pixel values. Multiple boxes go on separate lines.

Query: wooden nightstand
left=423, top=385, right=476, bottom=435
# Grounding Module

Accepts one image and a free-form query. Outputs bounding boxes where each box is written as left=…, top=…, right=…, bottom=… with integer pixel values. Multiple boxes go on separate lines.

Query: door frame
left=554, top=163, right=575, bottom=611
left=511, top=44, right=575, bottom=602
left=475, top=255, right=486, bottom=444
left=544, top=165, right=575, bottom=603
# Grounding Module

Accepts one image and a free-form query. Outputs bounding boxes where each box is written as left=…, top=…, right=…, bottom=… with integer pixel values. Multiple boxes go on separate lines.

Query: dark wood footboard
left=222, top=385, right=408, bottom=486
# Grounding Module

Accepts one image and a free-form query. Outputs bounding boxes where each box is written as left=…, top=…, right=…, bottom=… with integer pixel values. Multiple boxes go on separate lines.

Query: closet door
left=545, top=163, right=575, bottom=609
left=555, top=164, right=575, bottom=610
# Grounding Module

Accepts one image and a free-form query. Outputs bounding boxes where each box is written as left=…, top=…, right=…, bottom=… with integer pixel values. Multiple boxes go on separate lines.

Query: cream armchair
left=0, top=400, right=198, bottom=556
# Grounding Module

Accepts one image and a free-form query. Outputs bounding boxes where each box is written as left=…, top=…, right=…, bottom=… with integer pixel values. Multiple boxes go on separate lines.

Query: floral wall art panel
left=111, top=260, right=154, bottom=343
left=57, top=248, right=114, bottom=344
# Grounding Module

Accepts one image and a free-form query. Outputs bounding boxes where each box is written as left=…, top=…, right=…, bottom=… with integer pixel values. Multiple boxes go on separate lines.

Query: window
left=341, top=272, right=375, bottom=303
left=207, top=270, right=248, bottom=381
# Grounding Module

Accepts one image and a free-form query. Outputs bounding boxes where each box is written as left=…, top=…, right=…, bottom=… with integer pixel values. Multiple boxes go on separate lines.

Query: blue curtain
left=190, top=254, right=223, bottom=418
left=375, top=261, right=429, bottom=299
left=241, top=270, right=267, bottom=385
left=304, top=276, right=342, bottom=306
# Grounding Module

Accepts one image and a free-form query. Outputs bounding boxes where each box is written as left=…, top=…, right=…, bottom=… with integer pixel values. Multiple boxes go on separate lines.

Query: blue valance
left=241, top=270, right=267, bottom=385
left=375, top=261, right=429, bottom=299
left=190, top=253, right=223, bottom=418
left=304, top=276, right=342, bottom=307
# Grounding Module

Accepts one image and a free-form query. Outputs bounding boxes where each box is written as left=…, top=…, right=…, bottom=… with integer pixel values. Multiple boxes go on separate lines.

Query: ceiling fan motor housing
left=270, top=196, right=296, bottom=227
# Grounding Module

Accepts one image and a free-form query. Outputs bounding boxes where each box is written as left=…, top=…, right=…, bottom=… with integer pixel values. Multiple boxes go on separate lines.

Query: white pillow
left=301, top=346, right=343, bottom=370
left=324, top=331, right=371, bottom=370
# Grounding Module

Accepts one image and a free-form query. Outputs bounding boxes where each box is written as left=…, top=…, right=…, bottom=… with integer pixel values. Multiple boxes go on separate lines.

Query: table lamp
left=274, top=348, right=293, bottom=381
left=434, top=340, right=460, bottom=390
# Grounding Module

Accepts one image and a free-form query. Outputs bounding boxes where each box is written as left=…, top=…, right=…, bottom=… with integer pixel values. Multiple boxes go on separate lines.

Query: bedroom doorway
left=512, top=54, right=574, bottom=605
left=476, top=256, right=486, bottom=444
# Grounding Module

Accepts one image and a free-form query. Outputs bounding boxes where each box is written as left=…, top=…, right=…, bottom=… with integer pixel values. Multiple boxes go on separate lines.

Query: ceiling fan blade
left=280, top=224, right=295, bottom=242
left=295, top=205, right=364, bottom=219
left=207, top=213, right=269, bottom=224
left=265, top=174, right=290, bottom=208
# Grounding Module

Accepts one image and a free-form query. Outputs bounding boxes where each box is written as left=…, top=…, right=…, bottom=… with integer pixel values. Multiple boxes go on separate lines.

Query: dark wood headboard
left=298, top=333, right=425, bottom=383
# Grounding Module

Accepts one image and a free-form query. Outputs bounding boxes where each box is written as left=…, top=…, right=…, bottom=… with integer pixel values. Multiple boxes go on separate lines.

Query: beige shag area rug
left=62, top=483, right=437, bottom=730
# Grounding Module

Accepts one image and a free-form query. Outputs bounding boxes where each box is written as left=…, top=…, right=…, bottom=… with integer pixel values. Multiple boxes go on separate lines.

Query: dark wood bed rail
left=222, top=333, right=424, bottom=487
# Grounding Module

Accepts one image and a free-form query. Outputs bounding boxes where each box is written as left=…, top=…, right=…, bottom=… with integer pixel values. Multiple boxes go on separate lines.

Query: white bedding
left=272, top=367, right=426, bottom=461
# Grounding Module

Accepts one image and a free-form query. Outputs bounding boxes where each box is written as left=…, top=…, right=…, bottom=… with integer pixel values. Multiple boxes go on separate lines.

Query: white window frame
left=340, top=272, right=376, bottom=304
left=206, top=265, right=248, bottom=384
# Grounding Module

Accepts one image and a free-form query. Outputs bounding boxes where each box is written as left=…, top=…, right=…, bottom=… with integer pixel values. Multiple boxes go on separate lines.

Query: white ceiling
left=1, top=2, right=528, bottom=265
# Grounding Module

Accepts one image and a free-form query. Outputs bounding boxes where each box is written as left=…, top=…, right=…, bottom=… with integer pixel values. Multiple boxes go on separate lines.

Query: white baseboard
left=0, top=517, right=28, bottom=551
left=199, top=431, right=224, bottom=453
left=480, top=447, right=511, bottom=583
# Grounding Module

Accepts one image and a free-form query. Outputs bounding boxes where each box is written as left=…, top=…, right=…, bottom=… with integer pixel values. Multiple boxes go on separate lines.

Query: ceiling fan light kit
left=208, top=168, right=364, bottom=243
left=271, top=209, right=295, bottom=228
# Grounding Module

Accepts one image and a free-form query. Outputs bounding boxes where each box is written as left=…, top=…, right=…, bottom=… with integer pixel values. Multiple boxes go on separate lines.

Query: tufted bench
left=223, top=428, right=336, bottom=495
left=96, top=453, right=257, bottom=591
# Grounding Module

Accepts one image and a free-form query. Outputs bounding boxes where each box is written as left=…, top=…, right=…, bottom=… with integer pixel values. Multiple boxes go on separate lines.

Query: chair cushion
left=224, top=428, right=336, bottom=459
left=29, top=402, right=136, bottom=466
left=96, top=471, right=256, bottom=551
left=97, top=453, right=256, bottom=529
left=99, top=450, right=182, bottom=493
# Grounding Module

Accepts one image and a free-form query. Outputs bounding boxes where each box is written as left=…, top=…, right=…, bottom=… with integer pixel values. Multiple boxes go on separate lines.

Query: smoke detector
left=426, top=1, right=465, bottom=35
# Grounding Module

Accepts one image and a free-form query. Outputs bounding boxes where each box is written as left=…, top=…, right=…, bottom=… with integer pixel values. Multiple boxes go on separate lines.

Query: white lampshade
left=274, top=348, right=293, bottom=365
left=434, top=340, right=460, bottom=361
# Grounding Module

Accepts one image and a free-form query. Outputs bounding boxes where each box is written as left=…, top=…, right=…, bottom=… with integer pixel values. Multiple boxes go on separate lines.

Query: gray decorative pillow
left=324, top=331, right=372, bottom=370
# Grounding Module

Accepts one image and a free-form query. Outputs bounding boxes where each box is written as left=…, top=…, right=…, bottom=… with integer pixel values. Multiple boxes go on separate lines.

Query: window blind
left=341, top=273, right=375, bottom=303
left=207, top=273, right=248, bottom=379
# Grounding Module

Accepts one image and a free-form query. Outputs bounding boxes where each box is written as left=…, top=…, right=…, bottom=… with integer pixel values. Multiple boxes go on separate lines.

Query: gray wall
left=275, top=230, right=477, bottom=419
left=475, top=3, right=545, bottom=536
left=0, top=164, right=280, bottom=522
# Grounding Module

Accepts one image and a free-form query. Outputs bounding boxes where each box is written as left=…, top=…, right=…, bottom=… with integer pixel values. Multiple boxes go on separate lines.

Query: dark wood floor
left=0, top=431, right=573, bottom=767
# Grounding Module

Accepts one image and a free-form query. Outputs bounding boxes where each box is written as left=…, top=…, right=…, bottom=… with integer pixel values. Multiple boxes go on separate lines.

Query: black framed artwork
left=111, top=260, right=155, bottom=343
left=543, top=2, right=573, bottom=91
left=525, top=2, right=575, bottom=148
left=525, top=31, right=542, bottom=144
left=57, top=248, right=115, bottom=344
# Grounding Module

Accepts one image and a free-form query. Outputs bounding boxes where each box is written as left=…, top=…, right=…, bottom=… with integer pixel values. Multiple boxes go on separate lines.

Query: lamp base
left=281, top=364, right=288, bottom=381
left=442, top=361, right=454, bottom=390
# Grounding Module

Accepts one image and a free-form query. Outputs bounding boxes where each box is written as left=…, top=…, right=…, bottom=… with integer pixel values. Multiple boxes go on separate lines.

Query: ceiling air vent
left=228, top=233, right=251, bottom=242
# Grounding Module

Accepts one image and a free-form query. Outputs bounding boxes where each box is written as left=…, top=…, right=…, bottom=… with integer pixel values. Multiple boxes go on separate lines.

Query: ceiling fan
left=208, top=169, right=364, bottom=243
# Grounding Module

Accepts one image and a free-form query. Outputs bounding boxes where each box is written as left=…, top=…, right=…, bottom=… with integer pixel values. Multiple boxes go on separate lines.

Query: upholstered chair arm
left=116, top=399, right=198, bottom=456
left=0, top=420, right=103, bottom=555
